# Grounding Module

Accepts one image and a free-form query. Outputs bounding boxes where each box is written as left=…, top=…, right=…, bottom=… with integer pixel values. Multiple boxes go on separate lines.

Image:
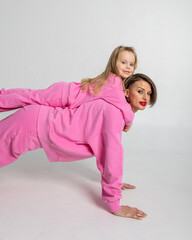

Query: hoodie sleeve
left=0, top=82, right=69, bottom=112
left=100, top=88, right=134, bottom=127
left=98, top=74, right=135, bottom=127
left=88, top=131, right=123, bottom=212
left=86, top=102, right=125, bottom=213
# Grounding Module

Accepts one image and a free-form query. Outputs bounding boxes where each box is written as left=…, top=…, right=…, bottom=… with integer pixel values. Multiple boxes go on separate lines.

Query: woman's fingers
left=136, top=209, right=147, bottom=218
left=121, top=183, right=136, bottom=190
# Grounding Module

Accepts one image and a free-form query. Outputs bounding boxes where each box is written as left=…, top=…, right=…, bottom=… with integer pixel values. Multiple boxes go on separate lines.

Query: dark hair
left=124, top=73, right=157, bottom=107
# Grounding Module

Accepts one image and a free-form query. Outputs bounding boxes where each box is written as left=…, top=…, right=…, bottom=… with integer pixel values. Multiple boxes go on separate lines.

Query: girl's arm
left=0, top=82, right=69, bottom=112
left=123, top=124, right=132, bottom=132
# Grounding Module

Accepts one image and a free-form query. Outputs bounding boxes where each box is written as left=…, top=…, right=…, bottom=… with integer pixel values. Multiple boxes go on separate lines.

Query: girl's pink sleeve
left=100, top=74, right=135, bottom=127
left=100, top=88, right=134, bottom=127
left=0, top=82, right=69, bottom=112
left=88, top=132, right=123, bottom=213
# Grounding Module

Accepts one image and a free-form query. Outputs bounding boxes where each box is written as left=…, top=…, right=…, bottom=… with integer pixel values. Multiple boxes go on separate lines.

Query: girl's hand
left=121, top=183, right=136, bottom=190
left=113, top=206, right=147, bottom=220
left=123, top=125, right=132, bottom=132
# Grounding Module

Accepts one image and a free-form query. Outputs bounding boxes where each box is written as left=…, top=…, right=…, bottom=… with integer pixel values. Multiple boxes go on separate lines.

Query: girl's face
left=125, top=80, right=152, bottom=113
left=116, top=51, right=135, bottom=79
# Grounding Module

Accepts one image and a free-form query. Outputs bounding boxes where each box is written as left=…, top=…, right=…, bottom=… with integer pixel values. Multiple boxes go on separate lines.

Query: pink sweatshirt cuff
left=107, top=200, right=121, bottom=213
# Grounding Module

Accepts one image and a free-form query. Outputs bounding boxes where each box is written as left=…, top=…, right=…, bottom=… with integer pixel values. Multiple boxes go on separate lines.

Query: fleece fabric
left=0, top=73, right=135, bottom=212
left=0, top=73, right=134, bottom=127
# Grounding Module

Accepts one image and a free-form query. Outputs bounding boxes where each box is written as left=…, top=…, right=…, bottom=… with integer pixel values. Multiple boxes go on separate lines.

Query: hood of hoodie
left=68, top=73, right=134, bottom=126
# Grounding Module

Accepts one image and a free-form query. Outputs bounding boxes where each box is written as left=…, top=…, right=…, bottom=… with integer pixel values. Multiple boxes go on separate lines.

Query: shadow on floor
left=1, top=149, right=109, bottom=212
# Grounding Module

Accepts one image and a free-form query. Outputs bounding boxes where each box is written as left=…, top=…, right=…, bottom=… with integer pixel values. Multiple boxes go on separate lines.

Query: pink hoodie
left=0, top=73, right=134, bottom=127
left=0, top=73, right=135, bottom=212
left=38, top=99, right=128, bottom=213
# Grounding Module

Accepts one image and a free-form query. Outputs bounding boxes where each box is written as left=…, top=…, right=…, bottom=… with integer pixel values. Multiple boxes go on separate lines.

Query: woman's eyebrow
left=137, top=87, right=145, bottom=91
left=137, top=87, right=152, bottom=92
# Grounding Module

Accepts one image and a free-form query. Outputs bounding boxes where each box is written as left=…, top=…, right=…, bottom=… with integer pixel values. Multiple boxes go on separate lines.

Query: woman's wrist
left=107, top=200, right=121, bottom=213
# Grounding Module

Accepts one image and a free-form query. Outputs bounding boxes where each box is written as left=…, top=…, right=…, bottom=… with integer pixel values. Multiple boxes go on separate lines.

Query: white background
left=0, top=0, right=192, bottom=240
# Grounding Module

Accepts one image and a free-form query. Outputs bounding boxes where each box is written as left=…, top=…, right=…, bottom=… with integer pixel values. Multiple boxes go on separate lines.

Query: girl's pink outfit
left=0, top=73, right=133, bottom=127
left=0, top=73, right=134, bottom=213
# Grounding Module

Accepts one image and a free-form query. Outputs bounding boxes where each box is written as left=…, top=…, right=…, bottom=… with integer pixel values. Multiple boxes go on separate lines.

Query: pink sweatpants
left=0, top=105, right=42, bottom=167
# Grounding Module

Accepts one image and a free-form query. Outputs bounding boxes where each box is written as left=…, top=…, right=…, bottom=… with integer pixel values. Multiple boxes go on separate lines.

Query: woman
left=0, top=73, right=157, bottom=219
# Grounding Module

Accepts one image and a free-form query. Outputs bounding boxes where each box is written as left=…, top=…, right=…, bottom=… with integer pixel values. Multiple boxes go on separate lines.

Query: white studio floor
left=0, top=124, right=192, bottom=240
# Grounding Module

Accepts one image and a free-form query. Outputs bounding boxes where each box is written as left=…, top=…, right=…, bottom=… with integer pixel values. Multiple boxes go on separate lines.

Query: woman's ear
left=125, top=89, right=129, bottom=97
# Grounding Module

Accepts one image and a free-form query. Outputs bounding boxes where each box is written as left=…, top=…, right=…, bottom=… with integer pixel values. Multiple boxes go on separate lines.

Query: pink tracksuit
left=0, top=73, right=134, bottom=127
left=0, top=73, right=135, bottom=213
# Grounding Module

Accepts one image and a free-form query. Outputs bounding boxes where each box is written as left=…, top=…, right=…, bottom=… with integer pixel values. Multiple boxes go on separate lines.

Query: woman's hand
left=121, top=183, right=136, bottom=190
left=114, top=184, right=146, bottom=219
left=113, top=206, right=147, bottom=220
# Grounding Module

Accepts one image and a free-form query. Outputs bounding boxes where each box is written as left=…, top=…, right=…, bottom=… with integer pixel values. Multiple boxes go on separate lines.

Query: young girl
left=0, top=46, right=137, bottom=129
left=0, top=73, right=157, bottom=220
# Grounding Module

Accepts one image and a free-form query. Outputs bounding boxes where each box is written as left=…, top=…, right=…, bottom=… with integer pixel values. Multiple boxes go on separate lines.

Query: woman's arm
left=89, top=131, right=147, bottom=219
left=89, top=132, right=123, bottom=212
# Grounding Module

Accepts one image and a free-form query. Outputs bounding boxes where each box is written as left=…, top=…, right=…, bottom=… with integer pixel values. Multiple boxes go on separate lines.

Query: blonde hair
left=81, top=46, right=137, bottom=96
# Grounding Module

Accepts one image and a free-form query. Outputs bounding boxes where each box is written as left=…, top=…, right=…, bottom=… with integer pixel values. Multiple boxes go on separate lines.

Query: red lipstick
left=139, top=101, right=147, bottom=106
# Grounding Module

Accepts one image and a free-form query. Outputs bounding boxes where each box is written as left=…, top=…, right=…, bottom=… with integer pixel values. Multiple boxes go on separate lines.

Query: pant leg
left=0, top=88, right=33, bottom=95
left=0, top=105, right=42, bottom=168
left=0, top=82, right=68, bottom=112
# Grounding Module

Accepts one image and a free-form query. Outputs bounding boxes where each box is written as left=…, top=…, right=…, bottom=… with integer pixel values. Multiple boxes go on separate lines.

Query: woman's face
left=125, top=80, right=152, bottom=112
left=116, top=51, right=135, bottom=79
